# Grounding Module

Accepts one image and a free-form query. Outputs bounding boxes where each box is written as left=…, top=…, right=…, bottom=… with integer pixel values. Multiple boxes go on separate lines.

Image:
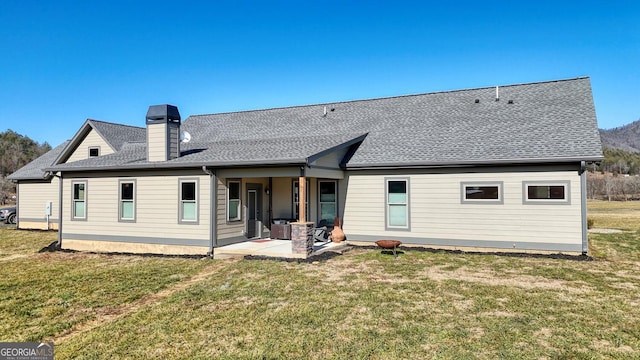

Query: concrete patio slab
left=213, top=239, right=347, bottom=259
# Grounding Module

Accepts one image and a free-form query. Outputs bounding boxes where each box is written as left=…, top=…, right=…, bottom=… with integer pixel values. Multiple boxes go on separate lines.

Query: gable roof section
left=46, top=77, right=602, bottom=173
left=89, top=119, right=147, bottom=151
left=7, top=141, right=70, bottom=180
left=344, top=77, right=603, bottom=168
left=54, top=119, right=146, bottom=164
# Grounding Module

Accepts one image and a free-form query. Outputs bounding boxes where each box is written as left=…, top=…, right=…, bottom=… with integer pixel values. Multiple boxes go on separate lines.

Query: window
left=119, top=180, right=135, bottom=222
left=386, top=178, right=409, bottom=230
left=72, top=181, right=87, bottom=220
left=227, top=181, right=241, bottom=222
left=461, top=182, right=503, bottom=204
left=293, top=180, right=310, bottom=221
left=523, top=181, right=570, bottom=204
left=318, top=180, right=337, bottom=224
left=179, top=179, right=198, bottom=223
left=89, top=147, right=100, bottom=157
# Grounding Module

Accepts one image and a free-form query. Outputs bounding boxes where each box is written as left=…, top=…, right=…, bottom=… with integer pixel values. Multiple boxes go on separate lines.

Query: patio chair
left=313, top=220, right=330, bottom=243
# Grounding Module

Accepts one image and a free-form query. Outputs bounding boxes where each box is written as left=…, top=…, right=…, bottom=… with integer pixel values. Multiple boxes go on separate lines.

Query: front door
left=246, top=184, right=263, bottom=238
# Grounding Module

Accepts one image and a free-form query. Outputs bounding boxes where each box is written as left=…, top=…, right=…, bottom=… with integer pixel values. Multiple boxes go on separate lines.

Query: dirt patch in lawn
left=0, top=254, right=28, bottom=261
left=421, top=266, right=592, bottom=294
left=306, top=256, right=593, bottom=294
left=51, top=259, right=236, bottom=344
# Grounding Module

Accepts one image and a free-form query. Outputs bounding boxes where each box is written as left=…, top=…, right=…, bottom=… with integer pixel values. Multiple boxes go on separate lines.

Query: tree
left=0, top=130, right=52, bottom=202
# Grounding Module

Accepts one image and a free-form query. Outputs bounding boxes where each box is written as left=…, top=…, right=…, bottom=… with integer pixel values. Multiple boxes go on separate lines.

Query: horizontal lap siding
left=66, top=129, right=113, bottom=162
left=147, top=124, right=167, bottom=162
left=18, top=179, right=59, bottom=229
left=272, top=178, right=292, bottom=219
left=216, top=177, right=243, bottom=240
left=62, top=173, right=210, bottom=242
left=216, top=177, right=272, bottom=240
left=342, top=169, right=582, bottom=245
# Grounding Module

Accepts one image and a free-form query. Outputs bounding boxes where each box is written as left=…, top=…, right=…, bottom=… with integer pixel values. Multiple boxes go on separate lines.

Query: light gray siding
left=216, top=176, right=271, bottom=241
left=66, top=129, right=114, bottom=163
left=61, top=170, right=210, bottom=251
left=342, top=166, right=583, bottom=251
left=310, top=147, right=349, bottom=168
left=17, top=179, right=60, bottom=230
left=147, top=123, right=167, bottom=162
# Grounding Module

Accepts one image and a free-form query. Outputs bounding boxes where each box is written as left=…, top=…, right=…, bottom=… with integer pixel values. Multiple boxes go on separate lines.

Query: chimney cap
left=146, top=104, right=181, bottom=124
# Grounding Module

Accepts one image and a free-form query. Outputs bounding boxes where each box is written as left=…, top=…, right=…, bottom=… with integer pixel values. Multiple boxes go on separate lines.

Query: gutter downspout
left=52, top=172, right=63, bottom=248
left=202, top=166, right=217, bottom=256
left=14, top=181, right=19, bottom=229
left=579, top=161, right=588, bottom=255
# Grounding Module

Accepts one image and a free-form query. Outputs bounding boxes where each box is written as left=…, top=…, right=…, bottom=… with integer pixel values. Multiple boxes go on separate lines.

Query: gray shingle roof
left=88, top=119, right=146, bottom=151
left=53, top=119, right=146, bottom=165
left=7, top=141, right=70, bottom=180
left=46, top=77, right=603, bottom=173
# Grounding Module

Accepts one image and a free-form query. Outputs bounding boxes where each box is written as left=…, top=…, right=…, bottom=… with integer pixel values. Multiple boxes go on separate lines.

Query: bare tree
left=0, top=176, right=14, bottom=205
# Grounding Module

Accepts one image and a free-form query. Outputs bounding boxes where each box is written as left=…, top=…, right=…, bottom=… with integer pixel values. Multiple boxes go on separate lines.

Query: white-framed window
left=227, top=180, right=241, bottom=222
left=293, top=180, right=310, bottom=221
left=72, top=181, right=87, bottom=220
left=179, top=179, right=198, bottom=223
left=119, top=180, right=136, bottom=222
left=385, top=178, right=410, bottom=230
left=318, top=180, right=337, bottom=224
left=88, top=147, right=100, bottom=157
left=461, top=182, right=503, bottom=204
left=523, top=181, right=571, bottom=205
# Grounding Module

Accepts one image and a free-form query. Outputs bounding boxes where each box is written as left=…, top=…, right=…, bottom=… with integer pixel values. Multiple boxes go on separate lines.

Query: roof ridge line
left=87, top=118, right=145, bottom=130
left=187, top=77, right=590, bottom=119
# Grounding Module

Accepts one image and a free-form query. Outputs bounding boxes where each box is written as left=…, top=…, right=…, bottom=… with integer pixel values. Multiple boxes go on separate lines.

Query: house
left=9, top=77, right=603, bottom=256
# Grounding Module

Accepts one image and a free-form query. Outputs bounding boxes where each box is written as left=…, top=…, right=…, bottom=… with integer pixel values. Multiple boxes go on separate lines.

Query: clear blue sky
left=1, top=1, right=638, bottom=147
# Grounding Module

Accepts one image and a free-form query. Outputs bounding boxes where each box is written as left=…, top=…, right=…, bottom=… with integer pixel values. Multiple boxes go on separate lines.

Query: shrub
left=587, top=218, right=595, bottom=229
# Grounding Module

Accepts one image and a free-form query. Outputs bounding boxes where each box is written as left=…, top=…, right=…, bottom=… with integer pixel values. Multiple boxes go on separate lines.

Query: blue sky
left=1, top=1, right=638, bottom=146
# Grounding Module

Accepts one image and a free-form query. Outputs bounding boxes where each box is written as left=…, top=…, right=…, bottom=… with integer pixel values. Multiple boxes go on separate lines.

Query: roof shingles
left=40, top=77, right=602, bottom=174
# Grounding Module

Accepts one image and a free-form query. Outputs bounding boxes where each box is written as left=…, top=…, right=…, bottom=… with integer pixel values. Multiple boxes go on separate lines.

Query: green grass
left=2, top=202, right=640, bottom=358
left=588, top=199, right=640, bottom=231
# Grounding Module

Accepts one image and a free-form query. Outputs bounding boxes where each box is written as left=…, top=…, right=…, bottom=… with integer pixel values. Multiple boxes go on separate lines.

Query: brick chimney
left=146, top=104, right=181, bottom=162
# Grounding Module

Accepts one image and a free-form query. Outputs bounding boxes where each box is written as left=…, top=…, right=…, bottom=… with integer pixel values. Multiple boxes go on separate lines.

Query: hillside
left=0, top=130, right=51, bottom=203
left=0, top=130, right=51, bottom=177
left=599, top=119, right=640, bottom=153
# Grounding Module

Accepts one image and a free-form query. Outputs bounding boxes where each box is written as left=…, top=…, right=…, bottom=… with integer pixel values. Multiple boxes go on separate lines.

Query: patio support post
left=299, top=167, right=306, bottom=223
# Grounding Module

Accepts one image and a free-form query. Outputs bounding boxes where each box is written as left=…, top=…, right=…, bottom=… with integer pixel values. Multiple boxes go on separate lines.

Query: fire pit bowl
left=375, top=240, right=403, bottom=257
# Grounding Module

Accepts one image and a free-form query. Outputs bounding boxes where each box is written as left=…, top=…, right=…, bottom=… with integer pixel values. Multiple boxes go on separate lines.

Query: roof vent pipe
left=323, top=106, right=327, bottom=117
left=495, top=86, right=499, bottom=101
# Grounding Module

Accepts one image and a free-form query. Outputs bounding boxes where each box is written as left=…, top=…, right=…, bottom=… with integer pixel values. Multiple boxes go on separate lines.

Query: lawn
left=1, top=201, right=639, bottom=359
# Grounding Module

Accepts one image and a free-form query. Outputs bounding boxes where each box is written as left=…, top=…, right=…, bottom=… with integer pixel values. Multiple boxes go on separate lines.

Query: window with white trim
left=461, top=182, right=503, bottom=204
left=72, top=181, right=87, bottom=220
left=386, top=178, right=409, bottom=230
left=119, top=180, right=135, bottom=222
left=318, top=180, right=337, bottom=224
left=523, top=181, right=570, bottom=204
left=227, top=180, right=241, bottom=222
left=179, top=179, right=198, bottom=223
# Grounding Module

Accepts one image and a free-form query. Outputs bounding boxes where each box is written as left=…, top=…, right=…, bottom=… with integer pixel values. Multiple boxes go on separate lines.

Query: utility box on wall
left=45, top=201, right=52, bottom=216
